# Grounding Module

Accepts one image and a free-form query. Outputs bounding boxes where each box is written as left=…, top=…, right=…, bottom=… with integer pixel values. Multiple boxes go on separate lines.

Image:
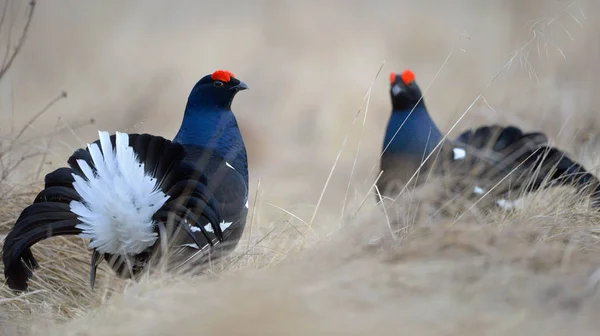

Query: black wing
left=149, top=145, right=248, bottom=274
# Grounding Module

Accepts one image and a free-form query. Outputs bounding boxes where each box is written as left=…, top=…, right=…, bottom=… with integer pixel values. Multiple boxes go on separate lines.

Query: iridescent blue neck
left=383, top=103, right=442, bottom=157
left=173, top=104, right=248, bottom=183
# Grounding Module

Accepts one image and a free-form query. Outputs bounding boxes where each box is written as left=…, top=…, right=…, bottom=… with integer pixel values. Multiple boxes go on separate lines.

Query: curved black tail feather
left=2, top=169, right=83, bottom=291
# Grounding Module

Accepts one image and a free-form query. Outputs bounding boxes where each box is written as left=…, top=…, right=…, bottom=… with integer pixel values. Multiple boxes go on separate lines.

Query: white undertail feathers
left=70, top=131, right=170, bottom=256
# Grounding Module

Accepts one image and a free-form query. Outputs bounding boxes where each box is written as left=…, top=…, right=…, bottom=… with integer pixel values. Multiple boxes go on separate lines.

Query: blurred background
left=1, top=0, right=600, bottom=247
left=3, top=2, right=600, bottom=333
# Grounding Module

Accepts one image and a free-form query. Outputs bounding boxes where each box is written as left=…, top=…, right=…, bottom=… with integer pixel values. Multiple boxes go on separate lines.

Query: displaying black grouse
left=2, top=70, right=250, bottom=291
left=377, top=69, right=600, bottom=210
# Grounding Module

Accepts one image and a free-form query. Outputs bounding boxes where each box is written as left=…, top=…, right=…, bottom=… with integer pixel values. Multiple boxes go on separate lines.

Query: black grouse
left=377, top=69, right=600, bottom=210
left=2, top=69, right=250, bottom=291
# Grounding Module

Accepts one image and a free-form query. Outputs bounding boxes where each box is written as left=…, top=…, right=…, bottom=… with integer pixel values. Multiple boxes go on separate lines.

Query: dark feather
left=3, top=216, right=81, bottom=291
left=441, top=124, right=600, bottom=207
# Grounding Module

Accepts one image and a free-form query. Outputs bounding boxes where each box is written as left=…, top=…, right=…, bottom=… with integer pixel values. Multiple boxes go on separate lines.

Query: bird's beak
left=391, top=83, right=403, bottom=96
left=231, top=81, right=249, bottom=91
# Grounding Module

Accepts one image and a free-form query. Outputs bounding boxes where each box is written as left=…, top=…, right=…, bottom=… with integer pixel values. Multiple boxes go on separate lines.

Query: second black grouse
left=378, top=69, right=600, bottom=210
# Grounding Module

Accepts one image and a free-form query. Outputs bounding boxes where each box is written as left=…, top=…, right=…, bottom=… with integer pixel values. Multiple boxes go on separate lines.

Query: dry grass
left=19, top=190, right=600, bottom=336
left=2, top=0, right=600, bottom=335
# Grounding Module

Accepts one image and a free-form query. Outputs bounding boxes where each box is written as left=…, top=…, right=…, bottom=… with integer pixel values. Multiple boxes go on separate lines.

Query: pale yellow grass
left=2, top=0, right=600, bottom=335
left=17, top=189, right=600, bottom=336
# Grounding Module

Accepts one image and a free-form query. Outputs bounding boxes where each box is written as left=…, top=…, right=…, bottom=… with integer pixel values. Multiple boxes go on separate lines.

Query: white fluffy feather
left=496, top=198, right=522, bottom=210
left=473, top=186, right=485, bottom=195
left=452, top=147, right=466, bottom=160
left=70, top=131, right=170, bottom=255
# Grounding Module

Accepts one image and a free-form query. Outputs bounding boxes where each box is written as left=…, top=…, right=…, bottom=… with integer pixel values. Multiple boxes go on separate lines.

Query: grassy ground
left=2, top=0, right=600, bottom=335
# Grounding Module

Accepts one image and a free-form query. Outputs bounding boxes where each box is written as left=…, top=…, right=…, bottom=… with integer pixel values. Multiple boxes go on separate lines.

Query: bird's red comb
left=389, top=72, right=396, bottom=85
left=211, top=70, right=235, bottom=83
left=401, top=70, right=415, bottom=85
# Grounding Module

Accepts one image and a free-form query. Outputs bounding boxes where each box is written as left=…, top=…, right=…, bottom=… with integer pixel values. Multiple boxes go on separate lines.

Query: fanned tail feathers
left=3, top=131, right=245, bottom=291
left=67, top=132, right=231, bottom=281
left=70, top=131, right=169, bottom=256
left=442, top=124, right=600, bottom=208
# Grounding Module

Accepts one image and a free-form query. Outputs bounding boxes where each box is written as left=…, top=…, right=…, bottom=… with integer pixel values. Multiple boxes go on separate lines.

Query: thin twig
left=0, top=0, right=36, bottom=82
left=4, top=91, right=67, bottom=159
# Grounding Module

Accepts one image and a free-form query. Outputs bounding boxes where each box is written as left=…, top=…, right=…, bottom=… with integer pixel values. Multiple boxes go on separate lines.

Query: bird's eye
left=214, top=81, right=224, bottom=87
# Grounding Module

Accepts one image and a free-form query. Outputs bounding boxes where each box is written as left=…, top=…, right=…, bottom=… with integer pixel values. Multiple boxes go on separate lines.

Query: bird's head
left=389, top=70, right=423, bottom=111
left=187, top=70, right=249, bottom=109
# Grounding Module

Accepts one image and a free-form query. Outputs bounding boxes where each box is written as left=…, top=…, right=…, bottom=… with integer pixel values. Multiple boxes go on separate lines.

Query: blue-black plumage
left=377, top=69, right=600, bottom=210
left=2, top=69, right=250, bottom=291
